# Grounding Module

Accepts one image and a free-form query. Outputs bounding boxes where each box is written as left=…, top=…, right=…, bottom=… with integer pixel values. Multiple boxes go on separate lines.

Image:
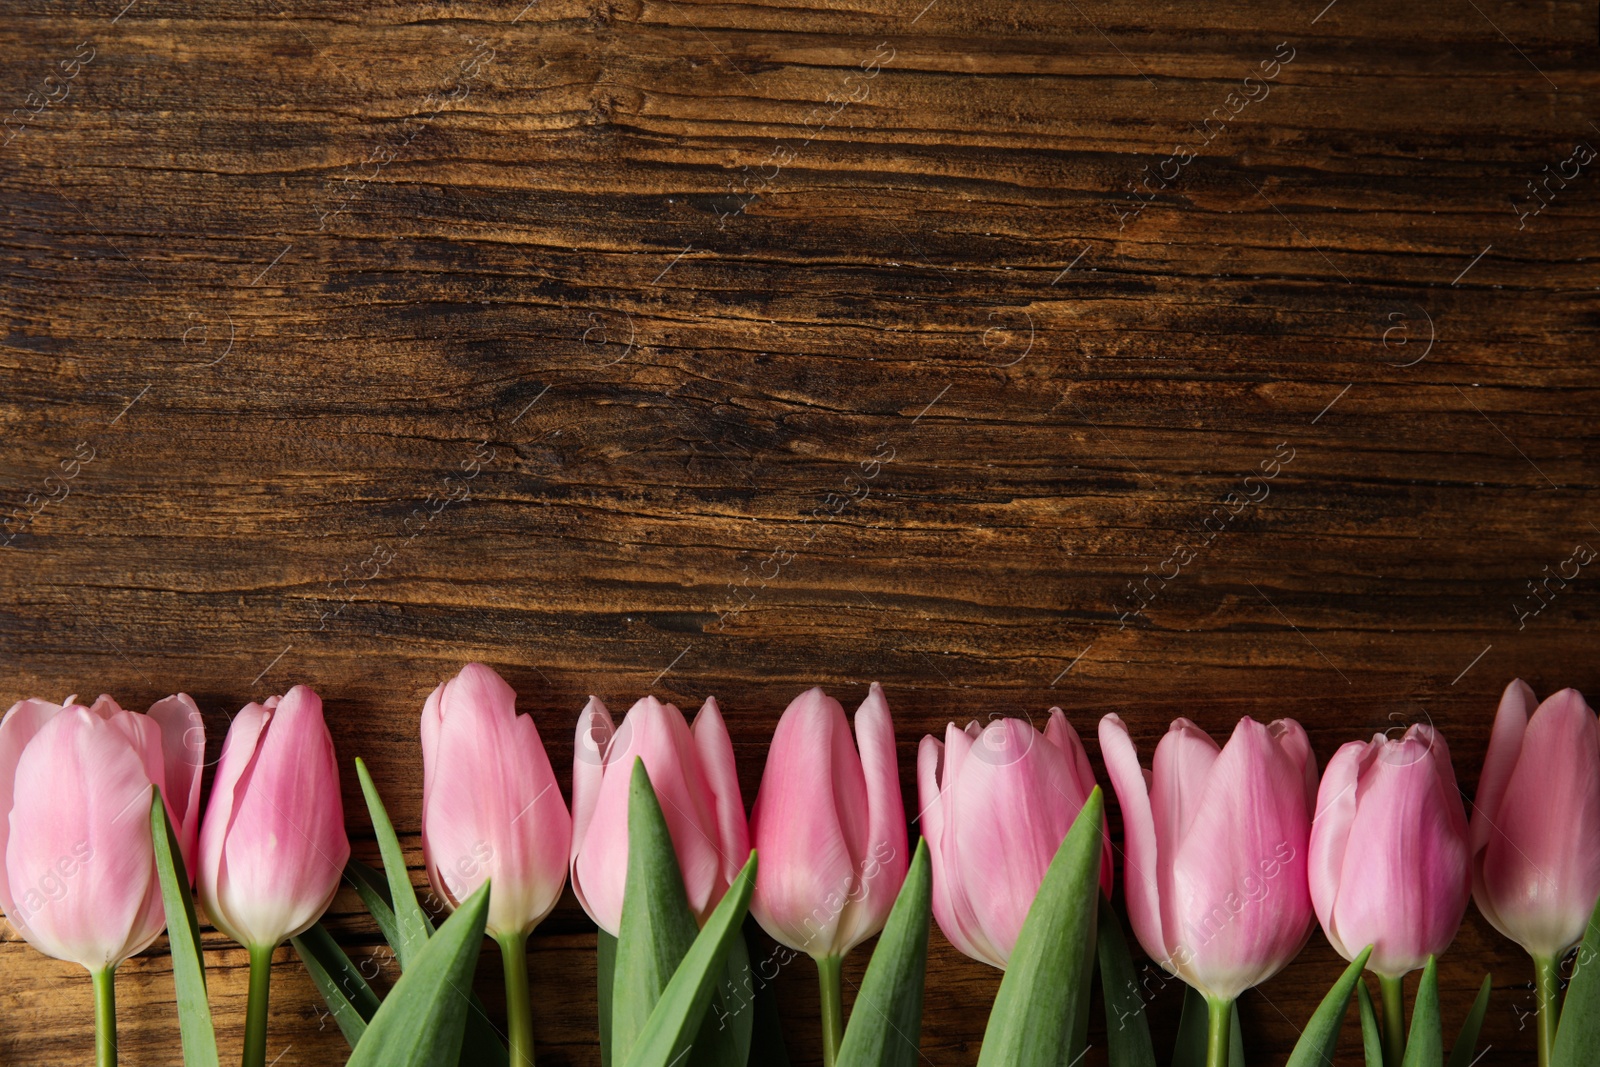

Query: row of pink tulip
left=1, top=668, right=1596, bottom=1064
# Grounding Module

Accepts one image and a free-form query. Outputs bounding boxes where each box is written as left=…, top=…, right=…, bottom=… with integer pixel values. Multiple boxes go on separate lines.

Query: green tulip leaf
left=345, top=782, right=508, bottom=1067
left=621, top=851, right=758, bottom=1067
left=612, top=759, right=704, bottom=1063
left=1552, top=891, right=1600, bottom=1066
left=1284, top=946, right=1372, bottom=1067
left=1357, top=980, right=1384, bottom=1067
left=836, top=838, right=932, bottom=1067
left=1401, top=957, right=1442, bottom=1067
left=1446, top=973, right=1491, bottom=1067
left=598, top=929, right=617, bottom=1067
left=356, top=758, right=432, bottom=966
left=692, top=923, right=754, bottom=1067
left=1172, top=987, right=1243, bottom=1067
left=1096, top=903, right=1156, bottom=1067
left=977, top=787, right=1104, bottom=1067
left=345, top=881, right=490, bottom=1067
left=291, top=922, right=378, bottom=1046
left=149, top=789, right=221, bottom=1067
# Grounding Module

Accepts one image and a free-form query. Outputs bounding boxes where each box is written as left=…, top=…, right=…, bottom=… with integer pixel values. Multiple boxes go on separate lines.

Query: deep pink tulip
left=1099, top=713, right=1317, bottom=1002
left=749, top=685, right=908, bottom=960
left=919, top=710, right=1111, bottom=969
left=198, top=685, right=349, bottom=949
left=422, top=663, right=572, bottom=939
left=1472, top=681, right=1600, bottom=960
left=0, top=693, right=204, bottom=971
left=1309, top=724, right=1471, bottom=978
left=570, top=694, right=747, bottom=937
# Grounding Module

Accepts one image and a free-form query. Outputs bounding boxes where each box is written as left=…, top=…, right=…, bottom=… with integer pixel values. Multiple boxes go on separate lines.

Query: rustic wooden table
left=2, top=0, right=1596, bottom=1062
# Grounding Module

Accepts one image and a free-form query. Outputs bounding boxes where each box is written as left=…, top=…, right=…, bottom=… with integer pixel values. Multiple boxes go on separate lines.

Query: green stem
left=1378, top=974, right=1406, bottom=1067
left=1535, top=955, right=1561, bottom=1067
left=817, top=954, right=844, bottom=1067
left=92, top=967, right=117, bottom=1067
left=1205, top=996, right=1232, bottom=1067
left=499, top=932, right=535, bottom=1067
left=242, top=944, right=274, bottom=1067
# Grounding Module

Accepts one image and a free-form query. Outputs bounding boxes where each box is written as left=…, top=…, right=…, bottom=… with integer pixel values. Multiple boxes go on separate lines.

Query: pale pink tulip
left=749, top=685, right=908, bottom=960
left=422, top=663, right=572, bottom=939
left=198, top=685, right=349, bottom=948
left=0, top=692, right=204, bottom=971
left=1472, top=681, right=1600, bottom=960
left=919, top=710, right=1110, bottom=969
left=570, top=694, right=747, bottom=936
left=1099, top=713, right=1316, bottom=1002
left=1309, top=724, right=1471, bottom=978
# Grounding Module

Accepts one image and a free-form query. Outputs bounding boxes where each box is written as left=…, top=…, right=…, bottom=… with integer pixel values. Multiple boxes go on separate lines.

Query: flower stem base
left=1534, top=955, right=1561, bottom=1067
left=499, top=932, right=536, bottom=1067
left=1378, top=973, right=1406, bottom=1067
left=242, top=944, right=274, bottom=1067
left=92, top=967, right=117, bottom=1067
left=817, top=954, right=844, bottom=1067
left=1205, top=996, right=1233, bottom=1067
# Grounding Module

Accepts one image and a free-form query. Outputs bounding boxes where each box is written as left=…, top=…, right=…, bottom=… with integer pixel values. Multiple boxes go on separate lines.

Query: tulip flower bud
left=1099, top=713, right=1317, bottom=1002
left=919, top=710, right=1110, bottom=969
left=0, top=693, right=204, bottom=972
left=1471, top=681, right=1600, bottom=961
left=749, top=685, right=908, bottom=960
left=1309, top=723, right=1471, bottom=978
left=421, top=663, right=572, bottom=939
left=198, top=685, right=349, bottom=949
left=570, top=693, right=747, bottom=937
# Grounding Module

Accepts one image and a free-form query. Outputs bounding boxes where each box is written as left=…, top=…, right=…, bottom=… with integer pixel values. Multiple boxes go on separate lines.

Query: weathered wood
left=2, top=0, right=1597, bottom=1061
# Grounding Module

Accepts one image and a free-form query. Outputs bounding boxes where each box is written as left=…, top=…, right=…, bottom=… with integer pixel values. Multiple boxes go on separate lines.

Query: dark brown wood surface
left=2, top=0, right=1597, bottom=1062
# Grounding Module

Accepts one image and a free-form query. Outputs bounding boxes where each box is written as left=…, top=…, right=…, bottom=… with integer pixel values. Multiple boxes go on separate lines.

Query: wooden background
left=2, top=0, right=1597, bottom=1061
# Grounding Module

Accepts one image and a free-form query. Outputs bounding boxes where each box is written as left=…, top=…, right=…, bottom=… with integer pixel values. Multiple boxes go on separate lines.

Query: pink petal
left=1469, top=679, right=1535, bottom=864
left=1308, top=740, right=1372, bottom=960
left=691, top=697, right=750, bottom=894
left=0, top=698, right=64, bottom=925
left=1098, top=714, right=1165, bottom=967
left=146, top=694, right=206, bottom=873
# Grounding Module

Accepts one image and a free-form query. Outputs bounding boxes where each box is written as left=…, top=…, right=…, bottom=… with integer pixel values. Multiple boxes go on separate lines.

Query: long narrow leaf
left=691, top=925, right=754, bottom=1067
left=598, top=930, right=617, bottom=1067
left=345, top=788, right=508, bottom=1066
left=292, top=923, right=377, bottom=1046
left=977, top=788, right=1104, bottom=1067
left=1284, top=946, right=1372, bottom=1067
left=346, top=882, right=491, bottom=1067
left=612, top=759, right=703, bottom=1064
left=356, top=758, right=431, bottom=966
left=837, top=838, right=932, bottom=1067
left=621, top=854, right=758, bottom=1067
left=1446, top=974, right=1491, bottom=1067
left=1097, top=903, right=1156, bottom=1067
left=1401, top=957, right=1442, bottom=1067
left=1357, top=980, right=1384, bottom=1067
left=150, top=790, right=220, bottom=1067
left=1552, top=891, right=1600, bottom=1066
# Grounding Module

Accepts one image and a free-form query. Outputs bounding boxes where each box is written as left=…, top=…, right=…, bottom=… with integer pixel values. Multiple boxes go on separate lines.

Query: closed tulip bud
left=570, top=694, right=747, bottom=937
left=0, top=693, right=204, bottom=972
left=421, top=663, right=572, bottom=939
left=198, top=685, right=349, bottom=950
left=1472, top=681, right=1600, bottom=961
left=749, top=684, right=908, bottom=961
left=1309, top=724, right=1471, bottom=978
left=918, top=710, right=1110, bottom=969
left=1099, top=713, right=1317, bottom=1003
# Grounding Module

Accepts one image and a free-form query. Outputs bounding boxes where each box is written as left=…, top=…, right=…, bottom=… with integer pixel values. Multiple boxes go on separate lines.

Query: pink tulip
left=570, top=694, right=747, bottom=937
left=198, top=685, right=349, bottom=949
left=1099, top=713, right=1317, bottom=1002
left=919, top=710, right=1110, bottom=969
left=1308, top=724, right=1471, bottom=978
left=0, top=693, right=204, bottom=971
left=1472, top=681, right=1600, bottom=960
left=421, top=663, right=572, bottom=939
left=749, top=685, right=908, bottom=960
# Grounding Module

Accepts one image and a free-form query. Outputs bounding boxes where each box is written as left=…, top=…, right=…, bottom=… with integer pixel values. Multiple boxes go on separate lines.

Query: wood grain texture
left=2, top=0, right=1597, bottom=1061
